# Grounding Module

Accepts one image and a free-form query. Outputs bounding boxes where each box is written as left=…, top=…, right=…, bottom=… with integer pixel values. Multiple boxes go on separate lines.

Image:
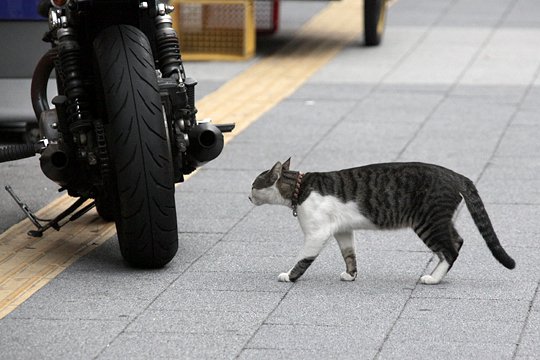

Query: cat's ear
left=282, top=158, right=291, bottom=171
left=269, top=161, right=282, bottom=182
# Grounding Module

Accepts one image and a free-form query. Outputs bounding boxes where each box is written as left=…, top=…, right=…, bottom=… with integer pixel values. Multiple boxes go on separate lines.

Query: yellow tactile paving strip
left=197, top=0, right=363, bottom=136
left=0, top=0, right=363, bottom=320
left=0, top=196, right=117, bottom=318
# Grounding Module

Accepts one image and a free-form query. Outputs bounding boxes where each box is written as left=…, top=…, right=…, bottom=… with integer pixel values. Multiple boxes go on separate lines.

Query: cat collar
left=291, top=172, right=304, bottom=217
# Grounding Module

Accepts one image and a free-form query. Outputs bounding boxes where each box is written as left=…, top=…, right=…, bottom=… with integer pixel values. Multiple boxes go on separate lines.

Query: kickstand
left=5, top=185, right=95, bottom=237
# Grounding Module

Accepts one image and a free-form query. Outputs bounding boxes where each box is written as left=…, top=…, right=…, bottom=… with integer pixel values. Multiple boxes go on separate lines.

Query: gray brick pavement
left=1, top=0, right=540, bottom=359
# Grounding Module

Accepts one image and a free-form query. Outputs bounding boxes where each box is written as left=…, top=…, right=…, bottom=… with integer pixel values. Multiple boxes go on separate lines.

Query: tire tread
left=93, top=25, right=178, bottom=268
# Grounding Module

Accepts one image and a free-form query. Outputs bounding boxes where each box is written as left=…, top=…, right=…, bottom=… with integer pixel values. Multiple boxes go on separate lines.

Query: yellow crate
left=171, top=0, right=255, bottom=61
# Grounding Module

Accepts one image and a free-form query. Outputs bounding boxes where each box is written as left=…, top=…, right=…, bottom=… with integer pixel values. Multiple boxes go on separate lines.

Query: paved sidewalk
left=1, top=0, right=540, bottom=359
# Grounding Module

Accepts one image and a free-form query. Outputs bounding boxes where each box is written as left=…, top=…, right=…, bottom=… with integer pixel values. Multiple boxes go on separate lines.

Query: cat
left=249, top=158, right=515, bottom=284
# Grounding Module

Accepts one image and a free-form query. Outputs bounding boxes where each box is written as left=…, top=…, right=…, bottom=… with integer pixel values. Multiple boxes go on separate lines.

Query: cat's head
left=249, top=158, right=291, bottom=206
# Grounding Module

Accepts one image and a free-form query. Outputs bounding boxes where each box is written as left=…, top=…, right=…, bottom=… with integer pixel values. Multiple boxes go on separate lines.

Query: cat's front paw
left=278, top=272, right=291, bottom=282
left=420, top=275, right=440, bottom=285
left=340, top=271, right=356, bottom=281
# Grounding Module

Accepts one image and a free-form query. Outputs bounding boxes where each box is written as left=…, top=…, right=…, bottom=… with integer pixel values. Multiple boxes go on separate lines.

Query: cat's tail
left=460, top=178, right=516, bottom=269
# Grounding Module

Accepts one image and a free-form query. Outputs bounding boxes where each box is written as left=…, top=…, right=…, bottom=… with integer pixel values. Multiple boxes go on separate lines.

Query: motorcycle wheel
left=95, top=191, right=116, bottom=222
left=93, top=25, right=178, bottom=268
left=364, top=0, right=387, bottom=46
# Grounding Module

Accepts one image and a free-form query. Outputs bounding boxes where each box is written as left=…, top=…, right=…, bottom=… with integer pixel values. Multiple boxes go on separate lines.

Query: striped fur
left=250, top=160, right=515, bottom=284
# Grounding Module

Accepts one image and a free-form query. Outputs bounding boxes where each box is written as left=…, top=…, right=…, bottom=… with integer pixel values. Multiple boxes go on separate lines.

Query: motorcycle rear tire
left=93, top=25, right=178, bottom=268
left=364, top=0, right=387, bottom=46
left=95, top=190, right=116, bottom=222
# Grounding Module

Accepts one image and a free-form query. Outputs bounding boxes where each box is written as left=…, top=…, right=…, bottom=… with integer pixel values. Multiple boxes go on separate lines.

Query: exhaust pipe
left=39, top=144, right=72, bottom=186
left=186, top=122, right=224, bottom=167
left=31, top=49, right=56, bottom=120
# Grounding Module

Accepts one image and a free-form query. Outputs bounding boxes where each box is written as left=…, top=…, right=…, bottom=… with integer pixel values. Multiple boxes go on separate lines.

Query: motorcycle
left=0, top=0, right=233, bottom=268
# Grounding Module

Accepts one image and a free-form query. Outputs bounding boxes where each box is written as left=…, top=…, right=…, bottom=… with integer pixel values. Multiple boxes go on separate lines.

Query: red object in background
left=255, top=0, right=279, bottom=34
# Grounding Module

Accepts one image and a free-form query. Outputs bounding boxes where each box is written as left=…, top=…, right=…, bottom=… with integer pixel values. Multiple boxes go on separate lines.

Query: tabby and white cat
left=249, top=159, right=515, bottom=284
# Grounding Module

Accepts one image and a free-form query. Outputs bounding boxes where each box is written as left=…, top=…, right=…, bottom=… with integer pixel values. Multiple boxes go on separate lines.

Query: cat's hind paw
left=278, top=273, right=291, bottom=282
left=340, top=271, right=356, bottom=281
left=419, top=274, right=440, bottom=285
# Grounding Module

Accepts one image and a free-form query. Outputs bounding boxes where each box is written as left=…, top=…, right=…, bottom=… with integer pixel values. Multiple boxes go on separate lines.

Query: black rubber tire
left=93, top=25, right=178, bottom=268
left=364, top=0, right=387, bottom=46
left=95, top=190, right=116, bottom=222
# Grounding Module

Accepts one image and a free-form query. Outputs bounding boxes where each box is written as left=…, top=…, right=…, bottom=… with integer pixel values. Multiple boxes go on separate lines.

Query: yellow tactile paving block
left=195, top=0, right=363, bottom=131
left=0, top=0, right=363, bottom=319
left=0, top=205, right=116, bottom=319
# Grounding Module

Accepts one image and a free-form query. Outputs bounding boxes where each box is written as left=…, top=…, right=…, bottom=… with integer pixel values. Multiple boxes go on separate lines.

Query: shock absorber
left=155, top=14, right=186, bottom=81
left=155, top=13, right=194, bottom=121
left=56, top=28, right=92, bottom=139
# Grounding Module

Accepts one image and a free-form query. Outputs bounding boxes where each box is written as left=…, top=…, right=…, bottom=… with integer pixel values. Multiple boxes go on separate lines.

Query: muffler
left=186, top=122, right=224, bottom=166
left=39, top=144, right=72, bottom=186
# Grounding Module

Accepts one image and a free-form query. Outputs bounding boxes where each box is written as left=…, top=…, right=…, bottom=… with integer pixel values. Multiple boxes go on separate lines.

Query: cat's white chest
left=297, top=192, right=376, bottom=234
